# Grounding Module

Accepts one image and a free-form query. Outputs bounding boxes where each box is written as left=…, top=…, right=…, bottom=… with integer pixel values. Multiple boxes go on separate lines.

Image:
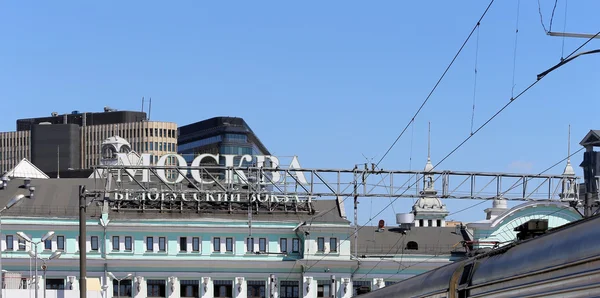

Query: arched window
left=406, top=241, right=419, bottom=250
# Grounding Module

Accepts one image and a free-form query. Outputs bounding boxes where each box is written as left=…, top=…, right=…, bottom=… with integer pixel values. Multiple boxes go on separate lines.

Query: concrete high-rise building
left=0, top=108, right=177, bottom=176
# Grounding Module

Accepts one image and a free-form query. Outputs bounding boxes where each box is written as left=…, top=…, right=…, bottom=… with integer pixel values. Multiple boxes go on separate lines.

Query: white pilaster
left=302, top=276, right=315, bottom=298
left=168, top=276, right=179, bottom=298
left=235, top=277, right=246, bottom=298
left=201, top=277, right=212, bottom=298
left=134, top=276, right=145, bottom=298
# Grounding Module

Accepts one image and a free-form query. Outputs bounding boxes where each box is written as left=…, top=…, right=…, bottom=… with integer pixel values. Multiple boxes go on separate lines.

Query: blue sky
left=1, top=1, right=599, bottom=225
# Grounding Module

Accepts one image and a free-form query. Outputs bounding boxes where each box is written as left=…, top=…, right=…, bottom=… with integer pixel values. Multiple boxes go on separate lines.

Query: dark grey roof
left=354, top=226, right=464, bottom=255
left=0, top=178, right=349, bottom=224
left=579, top=129, right=600, bottom=147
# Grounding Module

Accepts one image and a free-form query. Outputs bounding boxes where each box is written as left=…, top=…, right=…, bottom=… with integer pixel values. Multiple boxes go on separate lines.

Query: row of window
left=417, top=219, right=443, bottom=227
left=17, top=276, right=382, bottom=298
left=4, top=235, right=65, bottom=251
left=3, top=235, right=339, bottom=254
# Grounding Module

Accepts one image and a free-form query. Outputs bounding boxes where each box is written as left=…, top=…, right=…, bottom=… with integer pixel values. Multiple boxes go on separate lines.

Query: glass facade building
left=177, top=117, right=270, bottom=173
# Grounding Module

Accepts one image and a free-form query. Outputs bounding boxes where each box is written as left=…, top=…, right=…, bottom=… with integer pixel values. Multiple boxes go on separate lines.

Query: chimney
left=23, top=177, right=31, bottom=188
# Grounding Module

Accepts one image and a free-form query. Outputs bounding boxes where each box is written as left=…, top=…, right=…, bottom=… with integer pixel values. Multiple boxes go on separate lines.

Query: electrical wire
left=471, top=24, right=480, bottom=135
left=304, top=0, right=496, bottom=229
left=561, top=0, right=569, bottom=60
left=511, top=0, right=521, bottom=98
left=549, top=0, right=559, bottom=32
left=299, top=30, right=600, bottom=274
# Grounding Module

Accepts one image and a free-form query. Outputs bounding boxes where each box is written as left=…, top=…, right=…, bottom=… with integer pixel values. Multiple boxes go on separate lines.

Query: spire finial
left=567, top=124, right=571, bottom=161
left=427, top=122, right=431, bottom=161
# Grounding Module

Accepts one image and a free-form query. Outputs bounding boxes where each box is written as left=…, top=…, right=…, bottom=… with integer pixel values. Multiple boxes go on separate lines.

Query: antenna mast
left=149, top=97, right=152, bottom=121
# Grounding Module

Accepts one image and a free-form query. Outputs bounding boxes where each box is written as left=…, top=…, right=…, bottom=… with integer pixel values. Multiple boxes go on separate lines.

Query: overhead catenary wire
left=300, top=31, right=600, bottom=274
left=511, top=0, right=521, bottom=98
left=471, top=24, right=480, bottom=135
left=305, top=0, right=496, bottom=227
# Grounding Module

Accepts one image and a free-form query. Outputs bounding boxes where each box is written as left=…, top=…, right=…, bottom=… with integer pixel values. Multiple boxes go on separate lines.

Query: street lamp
left=28, top=251, right=61, bottom=298
left=0, top=194, right=26, bottom=298
left=108, top=272, right=132, bottom=298
left=16, top=231, right=55, bottom=298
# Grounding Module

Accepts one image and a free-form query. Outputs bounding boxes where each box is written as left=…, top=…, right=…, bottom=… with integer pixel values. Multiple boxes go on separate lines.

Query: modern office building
left=0, top=108, right=177, bottom=176
left=178, top=117, right=270, bottom=164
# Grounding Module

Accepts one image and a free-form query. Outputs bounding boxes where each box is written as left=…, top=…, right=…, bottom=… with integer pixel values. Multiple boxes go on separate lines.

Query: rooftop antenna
left=148, top=97, right=152, bottom=121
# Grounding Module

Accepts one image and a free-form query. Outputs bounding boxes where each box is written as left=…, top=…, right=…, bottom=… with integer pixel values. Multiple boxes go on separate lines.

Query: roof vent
left=1, top=177, right=8, bottom=189
left=396, top=213, right=415, bottom=231
left=104, top=106, right=117, bottom=112
left=23, top=178, right=31, bottom=188
left=29, top=187, right=35, bottom=200
left=51, top=112, right=58, bottom=117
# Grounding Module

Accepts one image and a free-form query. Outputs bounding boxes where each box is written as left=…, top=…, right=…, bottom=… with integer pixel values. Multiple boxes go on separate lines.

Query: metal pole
left=117, top=279, right=120, bottom=298
left=79, top=186, right=87, bottom=298
left=43, top=263, right=46, bottom=298
left=0, top=212, right=3, bottom=298
left=34, top=244, right=38, bottom=298
left=353, top=171, right=358, bottom=260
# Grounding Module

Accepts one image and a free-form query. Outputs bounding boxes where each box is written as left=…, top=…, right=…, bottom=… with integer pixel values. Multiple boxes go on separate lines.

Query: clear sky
left=1, top=1, right=599, bottom=226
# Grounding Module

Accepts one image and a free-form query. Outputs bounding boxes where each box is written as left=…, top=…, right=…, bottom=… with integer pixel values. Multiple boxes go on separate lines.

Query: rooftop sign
left=111, top=152, right=308, bottom=185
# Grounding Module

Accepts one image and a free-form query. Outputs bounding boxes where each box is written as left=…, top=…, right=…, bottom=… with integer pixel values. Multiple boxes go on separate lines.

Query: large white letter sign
left=156, top=154, right=188, bottom=184
left=116, top=153, right=152, bottom=183
left=191, top=154, right=219, bottom=184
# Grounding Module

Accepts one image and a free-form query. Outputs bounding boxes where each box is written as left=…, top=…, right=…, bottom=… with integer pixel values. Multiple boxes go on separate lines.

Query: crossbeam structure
left=85, top=165, right=580, bottom=214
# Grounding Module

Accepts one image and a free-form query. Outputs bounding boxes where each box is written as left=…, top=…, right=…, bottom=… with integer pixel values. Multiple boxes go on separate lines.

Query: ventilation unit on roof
left=396, top=213, right=415, bottom=231
left=23, top=178, right=31, bottom=188
left=51, top=112, right=58, bottom=117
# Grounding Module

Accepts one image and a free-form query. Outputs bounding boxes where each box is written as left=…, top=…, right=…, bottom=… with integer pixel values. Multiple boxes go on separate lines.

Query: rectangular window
left=6, top=235, right=13, bottom=251
left=192, top=237, right=200, bottom=252
left=213, top=237, right=221, bottom=252
left=292, top=238, right=300, bottom=253
left=6, top=235, right=15, bottom=250
left=330, top=238, right=338, bottom=252
left=125, top=236, right=132, bottom=251
left=91, top=236, right=98, bottom=251
left=226, top=237, right=233, bottom=252
left=147, top=279, right=166, bottom=297
left=214, top=280, right=233, bottom=298
left=180, top=237, right=187, bottom=252
left=146, top=237, right=154, bottom=252
left=247, top=238, right=254, bottom=253
left=259, top=238, right=267, bottom=252
left=57, top=236, right=65, bottom=251
left=280, top=238, right=287, bottom=253
left=112, top=236, right=120, bottom=251
left=437, top=219, right=442, bottom=227
left=45, top=279, right=65, bottom=290
left=18, top=239, right=25, bottom=251
left=317, top=237, right=325, bottom=252
left=280, top=281, right=299, bottom=298
left=180, top=280, right=199, bottom=298
left=247, top=280, right=266, bottom=298
left=44, top=239, right=52, bottom=250
left=428, top=219, right=433, bottom=227
left=159, top=237, right=166, bottom=252
left=317, top=280, right=331, bottom=298
left=113, top=279, right=132, bottom=297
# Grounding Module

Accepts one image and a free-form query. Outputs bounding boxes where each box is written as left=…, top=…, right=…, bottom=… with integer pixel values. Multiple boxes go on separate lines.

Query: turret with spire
left=412, top=122, right=449, bottom=227
left=560, top=125, right=578, bottom=202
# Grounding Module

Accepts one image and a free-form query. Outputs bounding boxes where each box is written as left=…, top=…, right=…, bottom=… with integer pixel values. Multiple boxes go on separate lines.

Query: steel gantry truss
left=84, top=164, right=580, bottom=211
